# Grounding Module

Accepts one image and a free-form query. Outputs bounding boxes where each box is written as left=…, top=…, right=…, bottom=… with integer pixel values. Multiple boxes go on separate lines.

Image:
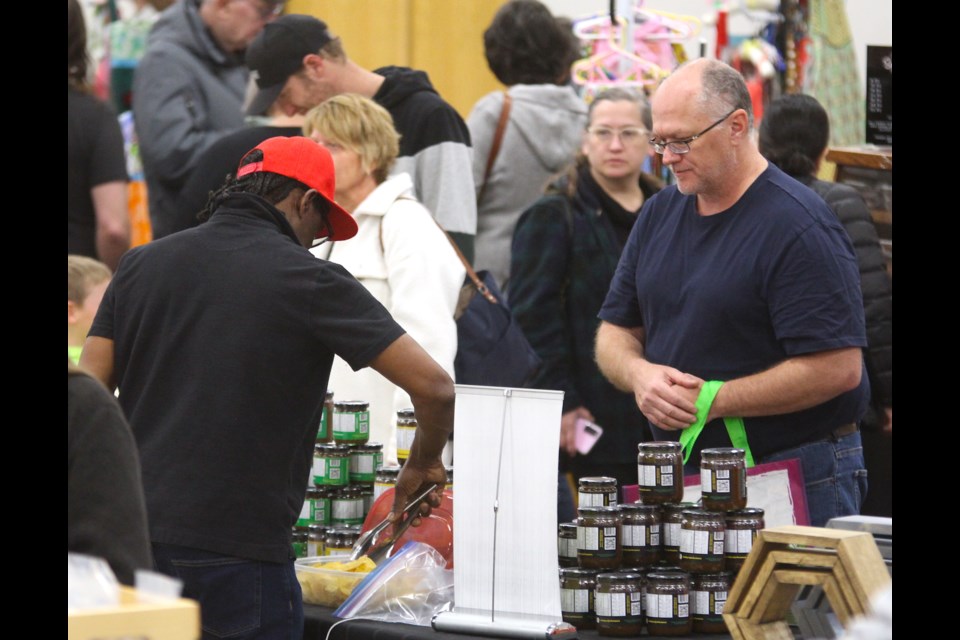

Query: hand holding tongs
left=348, top=483, right=439, bottom=564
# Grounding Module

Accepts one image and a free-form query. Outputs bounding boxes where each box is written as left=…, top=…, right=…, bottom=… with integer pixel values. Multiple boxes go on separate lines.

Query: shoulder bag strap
left=477, top=91, right=513, bottom=204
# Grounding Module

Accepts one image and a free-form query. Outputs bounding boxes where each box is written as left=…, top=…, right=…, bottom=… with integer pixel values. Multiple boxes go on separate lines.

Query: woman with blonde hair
left=304, top=94, right=465, bottom=466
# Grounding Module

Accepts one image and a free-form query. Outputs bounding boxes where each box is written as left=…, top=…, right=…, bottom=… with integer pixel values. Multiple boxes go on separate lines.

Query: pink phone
left=575, top=418, right=603, bottom=455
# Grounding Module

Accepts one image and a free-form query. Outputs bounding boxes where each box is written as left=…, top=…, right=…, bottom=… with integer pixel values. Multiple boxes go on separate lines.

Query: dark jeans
left=152, top=543, right=303, bottom=640
left=761, top=430, right=868, bottom=527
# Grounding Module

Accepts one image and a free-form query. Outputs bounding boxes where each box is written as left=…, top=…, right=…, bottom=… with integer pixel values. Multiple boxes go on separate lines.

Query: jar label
left=680, top=528, right=725, bottom=557
left=313, top=456, right=348, bottom=486
left=396, top=425, right=416, bottom=457
left=297, top=500, right=311, bottom=527
left=596, top=591, right=642, bottom=618
left=333, top=410, right=370, bottom=440
left=350, top=451, right=383, bottom=482
left=318, top=407, right=329, bottom=440
left=622, top=523, right=661, bottom=548
left=724, top=528, right=758, bottom=554
left=577, top=490, right=617, bottom=507
left=332, top=498, right=364, bottom=524
left=646, top=592, right=689, bottom=621
left=637, top=463, right=677, bottom=489
left=311, top=496, right=331, bottom=525
left=664, top=521, right=681, bottom=547
left=558, top=536, right=578, bottom=558
left=560, top=588, right=592, bottom=613
left=701, top=467, right=731, bottom=494
left=692, top=589, right=727, bottom=617
left=292, top=541, right=307, bottom=558
left=577, top=525, right=618, bottom=555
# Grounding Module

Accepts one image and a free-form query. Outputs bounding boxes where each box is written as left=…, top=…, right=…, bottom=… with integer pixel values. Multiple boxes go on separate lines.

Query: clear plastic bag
left=333, top=541, right=454, bottom=626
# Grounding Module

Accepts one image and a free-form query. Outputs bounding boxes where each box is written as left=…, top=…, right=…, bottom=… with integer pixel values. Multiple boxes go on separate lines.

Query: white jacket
left=312, top=173, right=465, bottom=465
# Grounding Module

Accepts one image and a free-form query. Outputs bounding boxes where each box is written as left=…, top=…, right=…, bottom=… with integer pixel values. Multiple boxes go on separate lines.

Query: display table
left=304, top=604, right=738, bottom=640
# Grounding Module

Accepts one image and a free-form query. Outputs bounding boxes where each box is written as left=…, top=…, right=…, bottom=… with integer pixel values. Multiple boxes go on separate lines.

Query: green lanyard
left=678, top=380, right=755, bottom=467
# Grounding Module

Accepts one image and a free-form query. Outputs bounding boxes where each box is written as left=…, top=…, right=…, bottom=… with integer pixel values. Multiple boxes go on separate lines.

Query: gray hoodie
left=133, top=0, right=248, bottom=239
left=468, top=84, right=588, bottom=292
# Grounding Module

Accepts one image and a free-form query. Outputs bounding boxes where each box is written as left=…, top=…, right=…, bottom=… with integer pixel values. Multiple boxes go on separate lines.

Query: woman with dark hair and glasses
left=510, top=88, right=663, bottom=512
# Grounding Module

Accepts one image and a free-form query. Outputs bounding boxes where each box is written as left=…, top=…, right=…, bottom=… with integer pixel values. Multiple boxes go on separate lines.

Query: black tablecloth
left=304, top=604, right=736, bottom=640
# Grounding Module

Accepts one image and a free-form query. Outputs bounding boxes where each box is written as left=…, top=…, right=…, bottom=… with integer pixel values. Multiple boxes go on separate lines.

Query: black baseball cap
left=244, top=15, right=333, bottom=116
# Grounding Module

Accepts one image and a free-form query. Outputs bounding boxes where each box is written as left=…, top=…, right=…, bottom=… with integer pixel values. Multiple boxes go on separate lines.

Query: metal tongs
left=349, top=483, right=439, bottom=564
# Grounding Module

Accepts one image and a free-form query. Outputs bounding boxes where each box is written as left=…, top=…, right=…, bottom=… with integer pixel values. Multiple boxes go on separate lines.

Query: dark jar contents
left=699, top=448, right=747, bottom=511
left=395, top=408, right=417, bottom=464
left=579, top=476, right=619, bottom=507
left=317, top=390, right=334, bottom=443
left=645, top=570, right=692, bottom=636
left=307, top=524, right=327, bottom=557
left=661, top=502, right=698, bottom=565
left=595, top=572, right=644, bottom=637
left=325, top=526, right=361, bottom=556
left=559, top=568, right=599, bottom=630
left=312, top=443, right=350, bottom=487
left=679, top=509, right=726, bottom=573
left=576, top=506, right=622, bottom=570
left=691, top=571, right=732, bottom=634
left=620, top=503, right=662, bottom=567
left=333, top=400, right=371, bottom=444
left=724, top=508, right=765, bottom=575
left=291, top=526, right=309, bottom=559
left=558, top=522, right=579, bottom=568
left=636, top=442, right=684, bottom=504
left=331, top=485, right=365, bottom=525
left=348, top=442, right=384, bottom=484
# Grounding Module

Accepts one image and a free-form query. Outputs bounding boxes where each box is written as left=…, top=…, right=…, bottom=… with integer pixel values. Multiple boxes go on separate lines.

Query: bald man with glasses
left=595, top=59, right=871, bottom=527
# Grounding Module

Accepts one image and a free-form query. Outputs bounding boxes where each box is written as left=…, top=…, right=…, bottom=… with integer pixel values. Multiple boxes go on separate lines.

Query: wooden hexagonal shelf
left=722, top=525, right=891, bottom=640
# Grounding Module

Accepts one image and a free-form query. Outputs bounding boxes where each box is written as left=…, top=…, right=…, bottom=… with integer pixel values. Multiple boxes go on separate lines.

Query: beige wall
left=287, top=0, right=505, bottom=117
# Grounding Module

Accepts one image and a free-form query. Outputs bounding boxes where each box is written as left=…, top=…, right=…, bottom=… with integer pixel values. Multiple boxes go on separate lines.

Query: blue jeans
left=761, top=431, right=868, bottom=528
left=152, top=543, right=303, bottom=640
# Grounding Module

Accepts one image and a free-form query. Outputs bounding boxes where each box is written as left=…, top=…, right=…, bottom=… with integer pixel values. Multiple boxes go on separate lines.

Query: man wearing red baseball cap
left=80, top=136, right=453, bottom=639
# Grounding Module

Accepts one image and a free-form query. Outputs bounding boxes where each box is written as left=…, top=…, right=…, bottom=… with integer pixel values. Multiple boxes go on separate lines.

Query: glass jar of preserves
left=578, top=476, right=618, bottom=507
left=645, top=570, right=691, bottom=636
left=700, top=448, right=747, bottom=511
left=374, top=464, right=400, bottom=504
left=317, top=390, right=334, bottom=443
left=359, top=483, right=374, bottom=519
left=307, top=524, right=327, bottom=557
left=291, top=526, right=309, bottom=559
left=325, top=526, right=361, bottom=556
left=333, top=401, right=370, bottom=444
left=558, top=522, right=579, bottom=568
left=559, top=568, right=598, bottom=630
left=307, top=486, right=335, bottom=525
left=636, top=442, right=684, bottom=504
left=395, top=408, right=417, bottom=464
left=661, top=502, right=698, bottom=565
left=331, top=485, right=365, bottom=525
left=595, top=572, right=644, bottom=637
left=679, top=509, right=726, bottom=573
left=620, top=503, right=662, bottom=567
left=724, top=507, right=765, bottom=575
left=312, top=443, right=350, bottom=487
left=348, top=442, right=384, bottom=484
left=690, top=571, right=732, bottom=634
left=576, top=506, right=622, bottom=570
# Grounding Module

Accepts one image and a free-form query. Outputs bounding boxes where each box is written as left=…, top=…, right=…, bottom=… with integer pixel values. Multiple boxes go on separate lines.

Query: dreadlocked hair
left=197, top=149, right=311, bottom=222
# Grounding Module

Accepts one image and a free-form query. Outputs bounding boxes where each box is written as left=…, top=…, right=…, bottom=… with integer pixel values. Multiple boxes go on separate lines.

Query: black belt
left=830, top=422, right=858, bottom=440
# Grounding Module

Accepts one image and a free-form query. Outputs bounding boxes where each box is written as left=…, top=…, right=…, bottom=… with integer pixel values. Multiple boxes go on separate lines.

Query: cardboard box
left=68, top=586, right=200, bottom=640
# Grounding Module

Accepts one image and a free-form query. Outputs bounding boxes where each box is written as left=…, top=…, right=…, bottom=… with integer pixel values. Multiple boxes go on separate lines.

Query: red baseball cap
left=237, top=136, right=358, bottom=241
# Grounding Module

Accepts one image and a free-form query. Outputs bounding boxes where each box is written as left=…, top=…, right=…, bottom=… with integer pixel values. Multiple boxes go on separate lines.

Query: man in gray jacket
left=133, top=0, right=284, bottom=239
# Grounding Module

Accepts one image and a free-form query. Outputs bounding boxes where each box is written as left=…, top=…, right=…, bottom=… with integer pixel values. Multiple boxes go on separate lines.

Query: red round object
left=362, top=487, right=454, bottom=568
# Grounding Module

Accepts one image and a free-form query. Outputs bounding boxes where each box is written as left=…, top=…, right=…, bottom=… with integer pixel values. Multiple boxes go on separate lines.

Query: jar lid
left=397, top=408, right=415, bottom=418
left=663, top=502, right=700, bottom=514
left=681, top=508, right=721, bottom=519
left=315, top=443, right=351, bottom=454
left=559, top=568, right=599, bottom=578
left=578, top=476, right=617, bottom=486
left=376, top=465, right=401, bottom=477
left=336, top=485, right=363, bottom=497
left=577, top=505, right=621, bottom=517
left=700, top=447, right=745, bottom=459
left=637, top=441, right=682, bottom=452
left=597, top=572, right=642, bottom=584
left=646, top=570, right=689, bottom=582
left=620, top=502, right=661, bottom=514
left=691, top=571, right=733, bottom=581
left=308, top=524, right=328, bottom=534
left=726, top=507, right=765, bottom=518
left=360, top=442, right=383, bottom=452
left=334, top=401, right=370, bottom=411
left=558, top=522, right=578, bottom=533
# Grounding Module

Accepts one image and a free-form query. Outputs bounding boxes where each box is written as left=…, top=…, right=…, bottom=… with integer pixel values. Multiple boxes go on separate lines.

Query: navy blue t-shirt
left=599, top=164, right=869, bottom=460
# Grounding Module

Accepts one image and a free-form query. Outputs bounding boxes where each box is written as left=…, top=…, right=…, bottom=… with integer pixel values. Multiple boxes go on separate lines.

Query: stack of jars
left=292, top=393, right=383, bottom=558
left=558, top=443, right=766, bottom=636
